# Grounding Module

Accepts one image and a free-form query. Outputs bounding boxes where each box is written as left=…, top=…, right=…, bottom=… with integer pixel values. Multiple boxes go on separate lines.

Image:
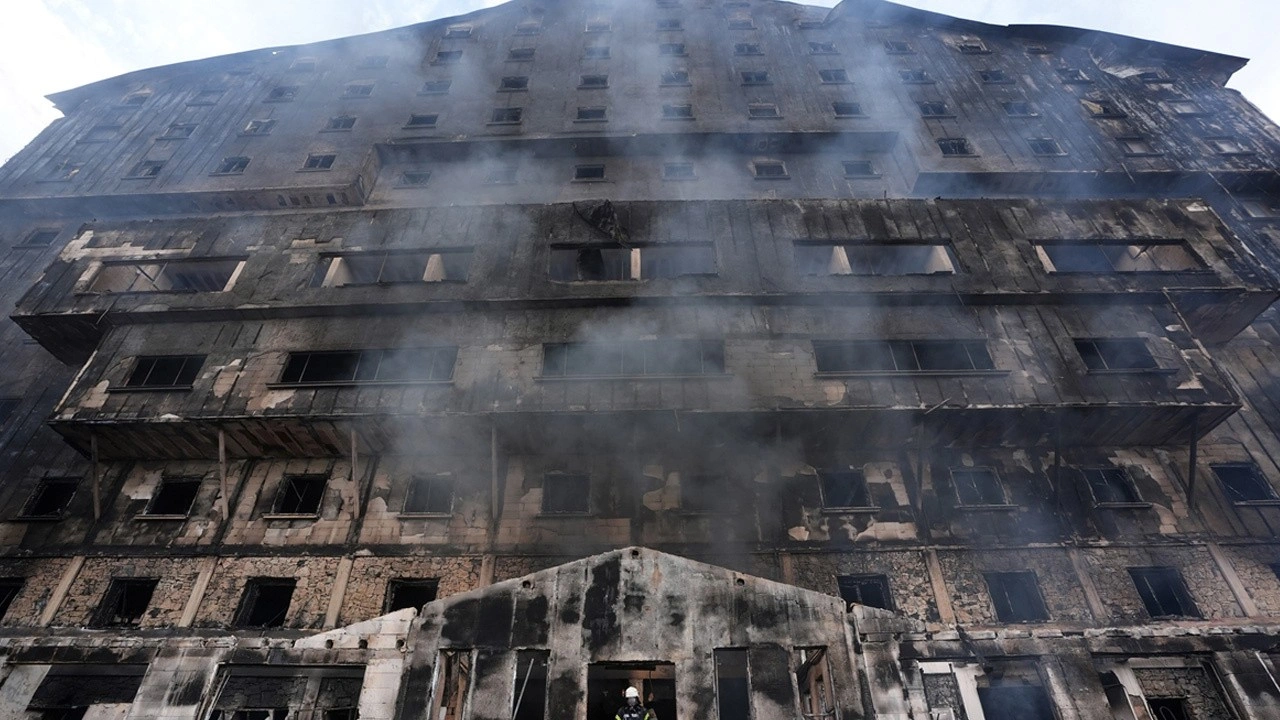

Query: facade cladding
left=5, top=0, right=1280, bottom=717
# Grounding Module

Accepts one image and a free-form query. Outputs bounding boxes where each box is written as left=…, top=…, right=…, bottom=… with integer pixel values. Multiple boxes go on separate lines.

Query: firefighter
left=615, top=686, right=655, bottom=720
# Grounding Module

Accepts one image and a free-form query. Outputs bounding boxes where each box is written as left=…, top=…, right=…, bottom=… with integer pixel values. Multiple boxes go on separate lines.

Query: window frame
left=233, top=577, right=297, bottom=628
left=818, top=469, right=874, bottom=510
left=403, top=474, right=455, bottom=516
left=984, top=571, right=1050, bottom=623
left=91, top=577, right=160, bottom=627
left=268, top=474, right=328, bottom=518
left=1082, top=467, right=1147, bottom=508
left=836, top=574, right=893, bottom=611
left=17, top=477, right=79, bottom=521
left=119, top=355, right=206, bottom=390
left=950, top=467, right=1012, bottom=508
left=1128, top=566, right=1200, bottom=618
left=1211, top=463, right=1280, bottom=505
left=541, top=473, right=591, bottom=515
left=811, top=339, right=995, bottom=376
left=1073, top=338, right=1164, bottom=373
left=273, top=347, right=459, bottom=387
left=141, top=477, right=202, bottom=518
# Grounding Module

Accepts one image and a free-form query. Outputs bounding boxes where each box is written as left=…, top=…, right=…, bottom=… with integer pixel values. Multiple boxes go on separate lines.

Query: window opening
left=985, top=571, right=1049, bottom=622
left=1083, top=467, right=1142, bottom=505
left=492, top=108, right=524, bottom=124
left=92, top=577, right=159, bottom=626
left=215, top=156, right=250, bottom=174
left=1037, top=242, right=1199, bottom=273
left=587, top=662, right=675, bottom=720
left=577, top=107, right=607, bottom=121
left=435, top=50, right=463, bottom=64
left=937, top=138, right=974, bottom=156
left=512, top=650, right=550, bottom=720
left=385, top=578, right=439, bottom=613
left=837, top=574, right=892, bottom=610
left=279, top=348, right=458, bottom=384
left=144, top=478, right=201, bottom=516
left=244, top=119, right=276, bottom=135
left=234, top=578, right=296, bottom=628
left=272, top=474, right=326, bottom=515
left=343, top=83, right=374, bottom=98
left=813, top=339, right=990, bottom=373
left=421, top=80, right=452, bottom=94
left=314, top=251, right=471, bottom=287
left=977, top=685, right=1055, bottom=720
left=714, top=651, right=749, bottom=720
left=795, top=648, right=835, bottom=720
left=819, top=470, right=870, bottom=508
left=734, top=43, right=762, bottom=55
left=681, top=473, right=730, bottom=514
left=1148, top=698, right=1191, bottom=720
left=1028, top=138, right=1064, bottom=155
left=0, top=578, right=22, bottom=619
left=832, top=102, right=863, bottom=117
left=1211, top=463, right=1277, bottom=502
left=20, top=478, right=78, bottom=519
left=753, top=159, right=787, bottom=176
left=1074, top=339, right=1157, bottom=371
left=91, top=258, right=242, bottom=293
left=1004, top=101, right=1036, bottom=116
left=508, top=48, right=536, bottom=61
left=128, top=160, right=164, bottom=178
left=542, top=473, right=590, bottom=513
left=550, top=244, right=713, bottom=280
left=163, top=123, right=198, bottom=139
left=124, top=355, right=204, bottom=388
left=405, top=475, right=454, bottom=514
left=818, top=69, right=849, bottom=83
left=580, top=74, right=609, bottom=88
left=24, top=229, right=60, bottom=246
left=919, top=101, right=950, bottom=117
left=303, top=154, right=336, bottom=170
left=951, top=468, right=1007, bottom=506
left=662, top=104, right=694, bottom=119
left=663, top=162, right=696, bottom=180
left=406, top=114, right=439, bottom=128
left=436, top=650, right=474, bottom=720
left=501, top=76, right=529, bottom=91
left=267, top=85, right=299, bottom=101
left=1129, top=567, right=1200, bottom=618
left=326, top=116, right=357, bottom=130
left=543, top=340, right=724, bottom=377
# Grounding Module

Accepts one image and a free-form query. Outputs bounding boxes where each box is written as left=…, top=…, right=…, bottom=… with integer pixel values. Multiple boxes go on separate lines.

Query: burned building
left=1, top=0, right=1280, bottom=717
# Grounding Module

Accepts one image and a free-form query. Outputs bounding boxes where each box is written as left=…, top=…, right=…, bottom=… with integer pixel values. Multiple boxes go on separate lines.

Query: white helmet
left=625, top=687, right=640, bottom=699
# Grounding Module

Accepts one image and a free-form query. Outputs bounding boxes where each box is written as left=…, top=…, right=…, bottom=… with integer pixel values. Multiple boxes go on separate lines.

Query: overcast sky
left=0, top=0, right=1276, bottom=164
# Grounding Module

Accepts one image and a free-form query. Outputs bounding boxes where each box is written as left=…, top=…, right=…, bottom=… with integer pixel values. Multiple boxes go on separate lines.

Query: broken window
left=1004, top=100, right=1037, bottom=117
left=662, top=104, right=694, bottom=120
left=1147, top=698, right=1191, bottom=720
left=543, top=340, right=724, bottom=377
left=1242, top=198, right=1280, bottom=218
left=127, top=160, right=165, bottom=178
left=271, top=474, right=326, bottom=516
left=435, top=650, right=474, bottom=720
left=92, top=577, right=159, bottom=626
left=90, top=258, right=243, bottom=293
left=1074, top=338, right=1158, bottom=371
left=577, top=106, right=607, bottom=121
left=209, top=666, right=363, bottom=720
left=445, top=24, right=473, bottom=38
left=214, top=156, right=250, bottom=174
left=819, top=470, right=871, bottom=508
left=163, top=123, right=198, bottom=139
left=406, top=114, right=439, bottom=128
left=500, top=76, right=529, bottom=91
left=326, top=116, right=357, bottom=131
left=734, top=42, right=762, bottom=55
left=312, top=250, right=472, bottom=286
left=278, top=348, right=458, bottom=384
left=1057, top=67, right=1091, bottom=83
left=818, top=69, right=849, bottom=83
left=980, top=69, right=1011, bottom=83
left=813, top=340, right=992, bottom=373
left=985, top=571, right=1048, bottom=622
left=1119, top=136, right=1159, bottom=155
left=833, top=101, right=863, bottom=118
left=435, top=50, right=463, bottom=64
left=266, top=85, right=299, bottom=101
left=977, top=685, right=1056, bottom=720
left=0, top=578, right=23, bottom=619
left=512, top=651, right=550, bottom=720
left=508, top=48, right=536, bottom=61
left=919, top=101, right=950, bottom=117
left=1211, top=463, right=1278, bottom=503
left=663, top=162, right=696, bottom=180
left=243, top=119, right=276, bottom=135
left=714, top=650, right=750, bottom=720
left=1028, top=138, right=1064, bottom=155
left=1083, top=467, right=1142, bottom=505
left=303, top=153, right=336, bottom=170
left=937, top=137, right=974, bottom=156
left=45, top=160, right=84, bottom=181
left=144, top=477, right=201, bottom=516
left=124, top=355, right=205, bottom=388
left=899, top=69, right=931, bottom=83
left=951, top=468, right=1008, bottom=506
left=660, top=69, right=690, bottom=86
left=837, top=574, right=892, bottom=610
left=27, top=666, right=145, bottom=720
left=741, top=71, right=770, bottom=85
left=421, top=80, right=452, bottom=94
left=491, top=108, right=523, bottom=124
left=753, top=159, right=787, bottom=176
left=1129, top=566, right=1200, bottom=618
left=19, top=478, right=78, bottom=520
left=795, top=647, right=834, bottom=720
left=404, top=475, right=454, bottom=514
left=385, top=578, right=439, bottom=613
left=809, top=41, right=838, bottom=54
left=541, top=473, right=590, bottom=514
left=580, top=74, right=609, bottom=88
left=1036, top=241, right=1200, bottom=273
left=234, top=578, right=296, bottom=628
left=884, top=40, right=913, bottom=54
left=583, top=46, right=611, bottom=59
left=549, top=244, right=714, bottom=281
left=1082, top=98, right=1125, bottom=118
left=956, top=40, right=989, bottom=54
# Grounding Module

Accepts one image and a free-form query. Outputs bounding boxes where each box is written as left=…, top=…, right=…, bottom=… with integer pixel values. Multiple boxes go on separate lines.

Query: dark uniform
left=615, top=703, right=655, bottom=720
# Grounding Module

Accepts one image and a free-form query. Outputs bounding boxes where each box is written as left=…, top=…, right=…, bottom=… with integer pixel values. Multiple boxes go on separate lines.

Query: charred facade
left=1, top=0, right=1280, bottom=718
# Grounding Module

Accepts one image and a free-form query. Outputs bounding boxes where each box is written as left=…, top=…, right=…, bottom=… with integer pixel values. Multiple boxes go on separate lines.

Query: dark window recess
left=660, top=69, right=690, bottom=85
left=919, top=101, right=950, bottom=117
left=574, top=164, right=606, bottom=181
left=809, top=41, right=838, bottom=54
left=234, top=578, right=296, bottom=628
left=1038, top=242, right=1200, bottom=273
left=84, top=124, right=120, bottom=141
left=836, top=574, right=892, bottom=610
left=46, top=161, right=84, bottom=181
left=343, top=83, right=374, bottom=98
left=663, top=162, right=696, bottom=180
left=977, top=686, right=1056, bottom=720
left=421, top=80, right=452, bottom=94
left=714, top=649, right=750, bottom=720
left=1075, top=339, right=1158, bottom=371
left=1130, top=567, right=1200, bottom=618
left=1057, top=67, right=1091, bottom=83
left=501, top=76, right=529, bottom=91
left=583, top=46, right=610, bottom=59
left=576, top=106, right=607, bottom=121
left=23, top=229, right=59, bottom=247
left=125, top=355, right=204, bottom=388
left=1212, top=464, right=1277, bottom=502
left=280, top=347, right=458, bottom=384
left=980, top=69, right=1011, bottom=83
left=404, top=475, right=454, bottom=514
left=0, top=578, right=22, bottom=619
left=385, top=579, right=439, bottom=613
left=820, top=470, right=870, bottom=508
left=508, top=48, right=536, bottom=61
left=244, top=119, right=276, bottom=135
left=1028, top=138, right=1064, bottom=155
left=1082, top=98, right=1125, bottom=117
left=734, top=43, right=762, bottom=55
left=1119, top=137, right=1158, bottom=155
left=1147, top=698, right=1191, bottom=720
left=91, top=258, right=242, bottom=293
left=1004, top=100, right=1037, bottom=116
left=1084, top=468, right=1141, bottom=505
left=326, top=116, right=356, bottom=130
left=512, top=651, right=550, bottom=720
left=406, top=114, right=438, bottom=128
left=884, top=40, right=913, bottom=53
left=215, top=156, right=249, bottom=174
left=445, top=24, right=472, bottom=38
left=163, top=123, right=197, bottom=139
left=681, top=473, right=730, bottom=514
left=144, top=478, right=201, bottom=516
left=753, top=160, right=787, bottom=176
left=401, top=170, right=432, bottom=186
left=985, top=572, right=1049, bottom=622
left=818, top=69, right=849, bottom=83
left=741, top=71, right=770, bottom=84
left=20, top=478, right=78, bottom=519
left=937, top=138, right=974, bottom=155
left=0, top=397, right=18, bottom=425
left=833, top=101, right=863, bottom=117
left=542, top=474, right=590, bottom=513
left=491, top=108, right=523, bottom=123
left=951, top=468, right=1007, bottom=506
left=842, top=160, right=875, bottom=177
left=899, top=69, right=930, bottom=83
left=550, top=244, right=714, bottom=280
left=28, top=668, right=145, bottom=715
left=303, top=154, right=336, bottom=170
left=662, top=104, right=694, bottom=119
left=128, top=160, right=164, bottom=178
left=92, top=578, right=159, bottom=626
left=267, top=85, right=299, bottom=101
left=813, top=339, right=990, bottom=373
left=272, top=475, right=326, bottom=515
left=956, top=40, right=988, bottom=53
left=543, top=340, right=724, bottom=377
left=435, top=50, right=463, bottom=64
left=580, top=74, right=608, bottom=88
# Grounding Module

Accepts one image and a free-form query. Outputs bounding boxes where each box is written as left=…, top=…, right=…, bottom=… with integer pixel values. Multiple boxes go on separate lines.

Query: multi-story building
left=0, top=0, right=1279, bottom=718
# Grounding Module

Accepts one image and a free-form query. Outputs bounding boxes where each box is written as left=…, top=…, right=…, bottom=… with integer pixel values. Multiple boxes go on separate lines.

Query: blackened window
left=1082, top=98, right=1125, bottom=118
left=657, top=19, right=683, bottom=31
left=583, top=46, right=610, bottom=59
left=279, top=348, right=458, bottom=384
left=343, top=82, right=374, bottom=98
left=919, top=101, right=950, bottom=117
left=549, top=244, right=714, bottom=280
left=980, top=69, right=1011, bottom=83
left=1212, top=463, right=1277, bottom=503
left=491, top=107, right=523, bottom=124
left=836, top=574, right=892, bottom=610
left=508, top=48, right=536, bottom=61
left=1084, top=467, right=1142, bottom=505
left=214, top=156, right=250, bottom=174
left=576, top=107, right=607, bottom=121
left=884, top=40, right=913, bottom=54
left=1004, top=101, right=1037, bottom=116
left=385, top=579, right=439, bottom=613
left=681, top=473, right=729, bottom=514
left=402, top=170, right=432, bottom=186
left=303, top=154, right=336, bottom=170
left=663, top=162, right=696, bottom=180
left=144, top=478, right=201, bottom=516
left=956, top=40, right=988, bottom=53
left=899, top=69, right=931, bottom=83
left=325, top=116, right=357, bottom=131
left=660, top=69, right=690, bottom=85
left=405, top=114, right=439, bottom=128
left=741, top=71, right=770, bottom=85
left=1146, top=699, right=1191, bottom=720
left=832, top=101, right=863, bottom=117
left=23, top=229, right=59, bottom=247
left=819, top=470, right=870, bottom=508
left=543, top=340, right=724, bottom=377
left=1028, top=138, right=1064, bottom=155
left=0, top=397, right=17, bottom=425
left=842, top=160, right=875, bottom=177
left=1057, top=67, right=1091, bottom=83
left=404, top=475, right=454, bottom=514
left=243, top=119, right=276, bottom=135
left=0, top=578, right=22, bottom=619
left=937, top=138, right=974, bottom=156
left=435, top=50, right=463, bottom=64
left=542, top=474, right=590, bottom=513
left=124, top=355, right=204, bottom=389
left=234, top=578, right=296, bottom=628
left=984, top=571, right=1049, bottom=622
left=1129, top=567, right=1200, bottom=618
left=752, top=160, right=787, bottom=177
left=421, top=80, right=452, bottom=94
left=818, top=69, right=849, bottom=83
left=162, top=123, right=197, bottom=139
left=19, top=478, right=78, bottom=519
left=128, top=160, right=164, bottom=178
left=951, top=468, right=1007, bottom=506
left=272, top=475, right=327, bottom=515
left=662, top=104, right=694, bottom=119
left=734, top=43, right=762, bottom=55
left=813, top=340, right=992, bottom=373
left=289, top=58, right=317, bottom=72
left=1119, top=137, right=1158, bottom=155
left=580, top=74, right=609, bottom=88
left=92, top=578, right=159, bottom=626
left=1074, top=339, right=1157, bottom=371
left=445, top=24, right=473, bottom=38
left=1038, top=242, right=1200, bottom=273
left=809, top=41, right=838, bottom=54
left=978, top=686, right=1055, bottom=720
left=574, top=164, right=606, bottom=181
left=266, top=85, right=299, bottom=101
left=501, top=76, right=529, bottom=91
